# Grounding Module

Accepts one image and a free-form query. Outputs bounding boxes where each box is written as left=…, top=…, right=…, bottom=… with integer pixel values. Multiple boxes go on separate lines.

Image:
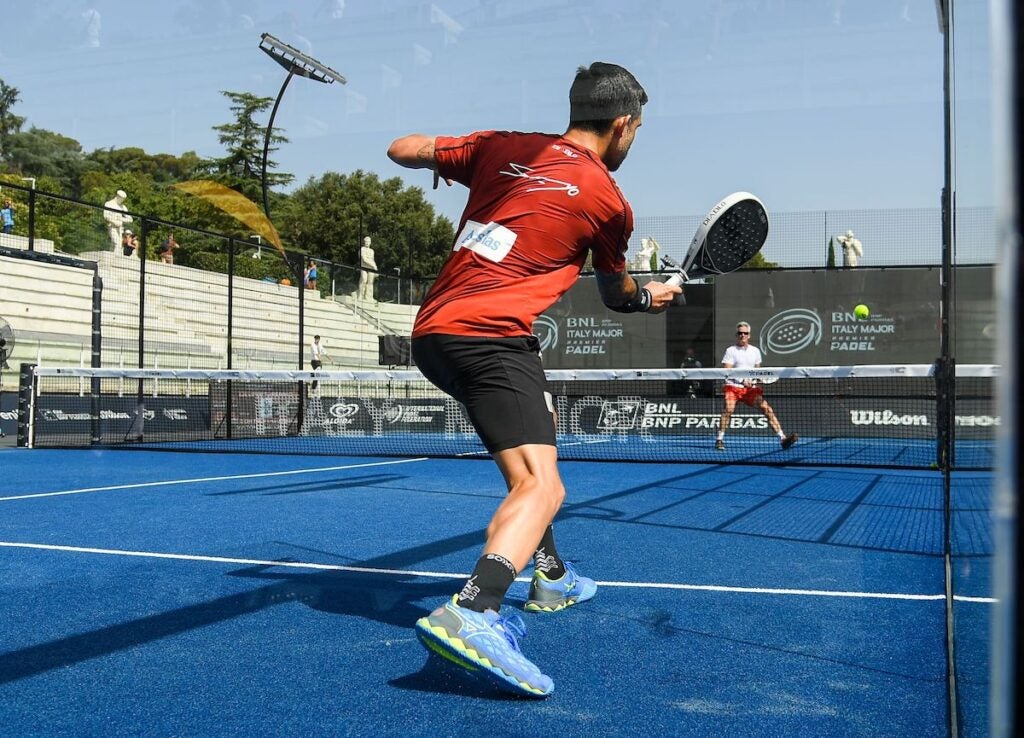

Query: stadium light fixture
left=257, top=33, right=346, bottom=222
left=257, top=33, right=346, bottom=373
left=258, top=33, right=346, bottom=85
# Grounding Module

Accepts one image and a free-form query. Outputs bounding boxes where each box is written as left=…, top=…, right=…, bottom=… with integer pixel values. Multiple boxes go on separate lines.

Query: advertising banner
left=535, top=275, right=669, bottom=369
left=30, top=394, right=211, bottom=442
left=715, top=266, right=995, bottom=366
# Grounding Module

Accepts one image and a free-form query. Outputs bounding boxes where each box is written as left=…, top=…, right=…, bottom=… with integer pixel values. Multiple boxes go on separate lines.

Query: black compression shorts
left=411, top=334, right=555, bottom=453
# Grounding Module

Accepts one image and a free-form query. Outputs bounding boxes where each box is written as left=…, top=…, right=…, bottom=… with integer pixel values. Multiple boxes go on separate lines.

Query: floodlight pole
left=257, top=32, right=346, bottom=224
left=261, top=71, right=294, bottom=224
left=257, top=33, right=345, bottom=371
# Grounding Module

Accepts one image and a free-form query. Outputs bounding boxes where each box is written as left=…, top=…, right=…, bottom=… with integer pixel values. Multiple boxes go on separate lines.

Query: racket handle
left=665, top=273, right=685, bottom=287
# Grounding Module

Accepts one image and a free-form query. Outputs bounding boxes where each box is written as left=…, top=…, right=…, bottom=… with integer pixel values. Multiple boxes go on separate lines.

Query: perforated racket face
left=686, top=195, right=769, bottom=279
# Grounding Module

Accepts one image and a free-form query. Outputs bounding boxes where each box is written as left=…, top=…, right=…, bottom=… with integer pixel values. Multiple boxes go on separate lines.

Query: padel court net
left=18, top=364, right=996, bottom=470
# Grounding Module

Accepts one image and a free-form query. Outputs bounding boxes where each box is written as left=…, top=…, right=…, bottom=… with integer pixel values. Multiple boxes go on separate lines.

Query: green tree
left=740, top=251, right=779, bottom=270
left=827, top=236, right=836, bottom=268
left=86, top=147, right=203, bottom=184
left=3, top=127, right=96, bottom=190
left=201, top=91, right=292, bottom=204
left=277, top=170, right=454, bottom=277
left=0, top=78, right=26, bottom=163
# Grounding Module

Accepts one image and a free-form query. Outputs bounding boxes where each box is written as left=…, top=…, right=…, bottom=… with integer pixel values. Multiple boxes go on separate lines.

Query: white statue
left=357, top=236, right=378, bottom=301
left=635, top=236, right=660, bottom=272
left=837, top=230, right=863, bottom=268
left=103, top=190, right=133, bottom=252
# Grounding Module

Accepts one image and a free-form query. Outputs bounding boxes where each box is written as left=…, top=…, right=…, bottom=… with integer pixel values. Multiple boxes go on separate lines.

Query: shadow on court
left=202, top=473, right=405, bottom=497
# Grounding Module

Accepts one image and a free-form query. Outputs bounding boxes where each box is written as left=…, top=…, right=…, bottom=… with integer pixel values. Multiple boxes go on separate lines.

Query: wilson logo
left=849, top=410, right=929, bottom=426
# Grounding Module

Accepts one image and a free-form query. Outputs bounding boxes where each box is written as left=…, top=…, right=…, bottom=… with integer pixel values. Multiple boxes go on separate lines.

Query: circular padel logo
left=760, top=309, right=822, bottom=356
left=534, top=315, right=559, bottom=353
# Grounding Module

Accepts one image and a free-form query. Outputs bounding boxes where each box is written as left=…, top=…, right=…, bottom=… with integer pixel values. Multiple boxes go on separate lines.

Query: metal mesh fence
left=632, top=205, right=995, bottom=269
left=0, top=182, right=997, bottom=384
left=0, top=182, right=433, bottom=379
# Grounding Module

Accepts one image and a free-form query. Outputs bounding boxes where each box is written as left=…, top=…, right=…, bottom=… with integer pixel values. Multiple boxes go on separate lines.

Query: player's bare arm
left=595, top=270, right=680, bottom=314
left=387, top=134, right=437, bottom=169
left=387, top=135, right=453, bottom=188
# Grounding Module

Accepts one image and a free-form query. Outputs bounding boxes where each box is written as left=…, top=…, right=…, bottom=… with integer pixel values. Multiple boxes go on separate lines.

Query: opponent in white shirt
left=310, top=335, right=328, bottom=390
left=716, top=321, right=798, bottom=451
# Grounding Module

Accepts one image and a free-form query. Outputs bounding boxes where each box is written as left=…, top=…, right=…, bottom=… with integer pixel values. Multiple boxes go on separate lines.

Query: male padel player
left=387, top=62, right=680, bottom=697
left=715, top=321, right=799, bottom=451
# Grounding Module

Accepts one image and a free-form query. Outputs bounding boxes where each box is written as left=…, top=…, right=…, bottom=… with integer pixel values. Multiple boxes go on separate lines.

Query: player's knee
left=513, top=473, right=564, bottom=516
left=549, top=478, right=566, bottom=511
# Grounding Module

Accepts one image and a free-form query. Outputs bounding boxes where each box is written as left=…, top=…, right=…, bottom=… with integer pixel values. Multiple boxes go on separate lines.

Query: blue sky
left=0, top=0, right=995, bottom=265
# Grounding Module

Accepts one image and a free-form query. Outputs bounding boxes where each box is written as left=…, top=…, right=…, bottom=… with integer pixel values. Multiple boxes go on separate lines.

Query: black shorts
left=412, top=334, right=555, bottom=453
left=310, top=360, right=322, bottom=370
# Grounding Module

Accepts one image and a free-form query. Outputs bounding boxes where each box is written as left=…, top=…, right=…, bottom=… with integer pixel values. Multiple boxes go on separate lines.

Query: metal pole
left=296, top=252, right=305, bottom=371
left=138, top=221, right=147, bottom=369
left=227, top=238, right=235, bottom=439
left=261, top=71, right=294, bottom=223
left=227, top=238, right=235, bottom=370
left=936, top=6, right=959, bottom=738
left=90, top=264, right=103, bottom=444
left=27, top=188, right=36, bottom=252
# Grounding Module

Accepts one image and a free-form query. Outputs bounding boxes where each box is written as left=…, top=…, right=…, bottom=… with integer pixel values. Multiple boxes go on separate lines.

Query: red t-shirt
left=412, top=131, right=632, bottom=338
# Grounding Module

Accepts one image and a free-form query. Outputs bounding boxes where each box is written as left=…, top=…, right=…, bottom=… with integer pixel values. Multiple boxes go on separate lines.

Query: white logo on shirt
left=499, top=162, right=580, bottom=196
left=454, top=220, right=517, bottom=262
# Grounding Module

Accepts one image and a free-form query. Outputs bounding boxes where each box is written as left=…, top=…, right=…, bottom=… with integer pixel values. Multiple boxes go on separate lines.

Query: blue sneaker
left=525, top=562, right=597, bottom=613
left=415, top=597, right=554, bottom=698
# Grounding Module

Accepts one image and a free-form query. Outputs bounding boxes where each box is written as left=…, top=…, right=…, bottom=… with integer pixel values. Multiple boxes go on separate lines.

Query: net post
left=16, top=362, right=36, bottom=447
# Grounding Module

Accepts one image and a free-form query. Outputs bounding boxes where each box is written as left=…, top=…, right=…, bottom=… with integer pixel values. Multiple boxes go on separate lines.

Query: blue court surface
left=0, top=448, right=992, bottom=736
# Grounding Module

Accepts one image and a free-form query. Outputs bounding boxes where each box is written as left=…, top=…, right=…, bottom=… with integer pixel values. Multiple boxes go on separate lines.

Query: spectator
left=310, top=334, right=328, bottom=370
left=121, top=229, right=138, bottom=257
left=158, top=232, right=180, bottom=264
left=304, top=260, right=318, bottom=291
left=0, top=199, right=14, bottom=234
left=680, top=345, right=703, bottom=398
left=309, top=334, right=329, bottom=389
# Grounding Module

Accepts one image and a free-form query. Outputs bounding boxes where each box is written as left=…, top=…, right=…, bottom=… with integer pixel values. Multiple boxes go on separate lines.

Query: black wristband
left=608, top=278, right=652, bottom=314
left=636, top=286, right=653, bottom=312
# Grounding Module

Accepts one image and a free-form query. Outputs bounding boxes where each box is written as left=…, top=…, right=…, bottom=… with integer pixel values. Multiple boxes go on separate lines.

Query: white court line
left=0, top=457, right=430, bottom=502
left=0, top=541, right=996, bottom=603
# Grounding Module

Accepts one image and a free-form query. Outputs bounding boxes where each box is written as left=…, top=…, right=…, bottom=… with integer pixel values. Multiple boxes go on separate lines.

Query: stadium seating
left=0, top=249, right=418, bottom=389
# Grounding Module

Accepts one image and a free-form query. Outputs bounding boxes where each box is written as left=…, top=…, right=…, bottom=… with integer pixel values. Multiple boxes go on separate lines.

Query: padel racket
left=662, top=192, right=769, bottom=286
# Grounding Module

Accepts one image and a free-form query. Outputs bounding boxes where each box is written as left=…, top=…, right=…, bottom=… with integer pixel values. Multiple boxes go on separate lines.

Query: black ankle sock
left=533, top=526, right=566, bottom=580
left=455, top=553, right=517, bottom=613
